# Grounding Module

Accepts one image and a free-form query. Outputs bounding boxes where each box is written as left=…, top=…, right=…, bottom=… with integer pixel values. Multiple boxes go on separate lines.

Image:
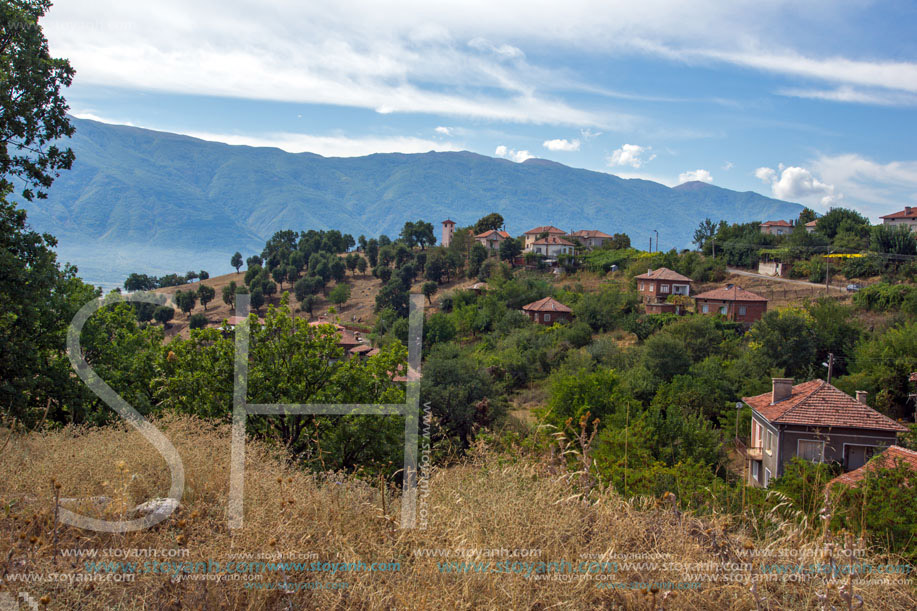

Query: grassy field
left=2, top=416, right=914, bottom=609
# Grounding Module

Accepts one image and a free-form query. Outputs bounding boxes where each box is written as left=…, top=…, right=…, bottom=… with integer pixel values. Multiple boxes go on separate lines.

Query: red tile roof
left=522, top=296, right=572, bottom=313
left=634, top=267, right=693, bottom=282
left=880, top=207, right=917, bottom=220
left=743, top=380, right=908, bottom=432
left=532, top=236, right=574, bottom=246
left=805, top=219, right=818, bottom=227
left=442, top=219, right=456, bottom=225
left=569, top=229, right=613, bottom=239
left=761, top=220, right=793, bottom=227
left=349, top=344, right=373, bottom=355
left=524, top=225, right=566, bottom=235
left=309, top=320, right=362, bottom=348
left=694, top=285, right=767, bottom=302
left=829, top=445, right=917, bottom=488
left=475, top=229, right=511, bottom=239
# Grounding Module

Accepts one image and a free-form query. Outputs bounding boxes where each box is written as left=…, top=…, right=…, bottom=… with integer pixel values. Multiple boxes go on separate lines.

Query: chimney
left=907, top=206, right=913, bottom=216
left=772, top=378, right=793, bottom=404
left=648, top=268, right=653, bottom=276
left=856, top=390, right=868, bottom=404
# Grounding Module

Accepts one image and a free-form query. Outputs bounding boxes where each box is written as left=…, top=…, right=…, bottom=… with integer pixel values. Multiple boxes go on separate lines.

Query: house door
left=844, top=445, right=876, bottom=471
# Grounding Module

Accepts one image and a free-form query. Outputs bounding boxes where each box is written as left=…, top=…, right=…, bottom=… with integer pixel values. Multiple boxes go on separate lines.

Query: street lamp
left=653, top=229, right=659, bottom=253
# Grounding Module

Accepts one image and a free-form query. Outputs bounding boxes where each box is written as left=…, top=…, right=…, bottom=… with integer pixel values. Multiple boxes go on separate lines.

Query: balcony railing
left=735, top=437, right=764, bottom=461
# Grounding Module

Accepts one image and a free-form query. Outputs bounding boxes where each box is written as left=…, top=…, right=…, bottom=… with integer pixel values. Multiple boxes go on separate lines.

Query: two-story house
left=523, top=226, right=567, bottom=250
left=694, top=284, right=768, bottom=323
left=634, top=268, right=693, bottom=314
left=760, top=220, right=794, bottom=235
left=474, top=229, right=511, bottom=254
left=568, top=230, right=613, bottom=249
left=529, top=236, right=574, bottom=259
left=880, top=206, right=917, bottom=232
left=742, top=378, right=907, bottom=487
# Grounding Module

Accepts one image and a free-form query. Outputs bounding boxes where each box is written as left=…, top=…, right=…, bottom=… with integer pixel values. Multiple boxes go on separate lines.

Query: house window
left=660, top=284, right=670, bottom=293
left=544, top=313, right=551, bottom=322
left=766, top=430, right=774, bottom=455
left=799, top=440, right=825, bottom=463
left=701, top=304, right=709, bottom=313
left=764, top=468, right=772, bottom=487
left=638, top=282, right=644, bottom=290
left=751, top=461, right=759, bottom=481
left=719, top=305, right=727, bottom=315
left=738, top=306, right=747, bottom=316
left=649, top=284, right=654, bottom=292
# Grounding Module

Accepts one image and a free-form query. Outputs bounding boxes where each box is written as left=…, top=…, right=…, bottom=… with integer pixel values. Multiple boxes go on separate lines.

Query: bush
left=853, top=282, right=917, bottom=312
left=189, top=313, right=208, bottom=330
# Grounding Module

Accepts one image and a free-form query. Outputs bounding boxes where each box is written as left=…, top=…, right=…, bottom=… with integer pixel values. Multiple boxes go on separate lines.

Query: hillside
left=4, top=415, right=913, bottom=610
left=21, top=118, right=803, bottom=287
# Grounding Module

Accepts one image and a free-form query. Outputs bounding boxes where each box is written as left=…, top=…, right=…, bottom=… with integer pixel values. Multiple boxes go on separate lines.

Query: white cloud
left=580, top=128, right=602, bottom=141
left=722, top=161, right=734, bottom=170
left=755, top=164, right=839, bottom=206
left=542, top=138, right=580, bottom=152
left=71, top=111, right=135, bottom=126
left=180, top=130, right=458, bottom=156
left=607, top=144, right=655, bottom=168
left=495, top=145, right=533, bottom=162
left=811, top=153, right=917, bottom=218
left=778, top=86, right=917, bottom=107
left=434, top=126, right=452, bottom=135
left=678, top=169, right=713, bottom=183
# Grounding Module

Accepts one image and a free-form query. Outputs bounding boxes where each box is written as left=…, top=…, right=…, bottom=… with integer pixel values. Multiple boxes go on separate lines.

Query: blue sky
left=43, top=0, right=917, bottom=220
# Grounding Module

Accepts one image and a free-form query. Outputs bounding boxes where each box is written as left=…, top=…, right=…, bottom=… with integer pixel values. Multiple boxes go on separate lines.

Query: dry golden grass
left=1, top=416, right=914, bottom=609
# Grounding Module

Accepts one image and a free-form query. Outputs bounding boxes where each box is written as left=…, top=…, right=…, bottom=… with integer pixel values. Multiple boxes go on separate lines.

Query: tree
left=422, top=281, right=438, bottom=304
left=374, top=265, right=392, bottom=283
left=174, top=290, right=197, bottom=315
left=328, top=283, right=351, bottom=308
left=797, top=207, right=817, bottom=225
left=345, top=253, right=358, bottom=275
left=468, top=243, right=488, bottom=278
left=250, top=287, right=265, bottom=313
left=231, top=251, right=243, bottom=273
left=263, top=280, right=277, bottom=302
left=299, top=294, right=316, bottom=315
left=1, top=0, right=76, bottom=201
left=124, top=273, right=158, bottom=292
left=199, top=270, right=209, bottom=280
left=154, top=306, right=175, bottom=327
left=357, top=256, right=367, bottom=275
left=189, top=313, right=208, bottom=330
left=375, top=279, right=409, bottom=317
left=366, top=239, right=379, bottom=267
left=609, top=233, right=631, bottom=250
left=271, top=265, right=286, bottom=289
left=871, top=224, right=917, bottom=257
left=816, top=207, right=870, bottom=241
left=331, top=258, right=347, bottom=282
left=246, top=255, right=263, bottom=269
left=473, top=213, right=504, bottom=234
left=197, top=284, right=215, bottom=310
left=499, top=237, right=522, bottom=265
left=693, top=218, right=717, bottom=249
left=748, top=309, right=818, bottom=378
left=222, top=281, right=237, bottom=306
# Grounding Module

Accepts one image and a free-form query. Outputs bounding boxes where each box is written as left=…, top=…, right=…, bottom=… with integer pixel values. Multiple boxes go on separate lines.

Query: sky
left=42, top=0, right=917, bottom=221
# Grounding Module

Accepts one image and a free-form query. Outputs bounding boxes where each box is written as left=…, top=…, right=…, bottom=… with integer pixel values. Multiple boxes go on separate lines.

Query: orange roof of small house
left=531, top=236, right=574, bottom=246
left=569, top=229, right=613, bottom=239
left=761, top=219, right=793, bottom=227
left=805, top=219, right=818, bottom=227
left=743, top=380, right=908, bottom=432
left=524, top=225, right=566, bottom=235
left=522, top=296, right=572, bottom=313
left=309, top=319, right=362, bottom=347
left=694, top=285, right=767, bottom=302
left=349, top=344, right=373, bottom=355
left=829, top=445, right=917, bottom=488
left=880, top=207, right=917, bottom=220
left=634, top=267, right=693, bottom=282
left=475, top=229, right=511, bottom=239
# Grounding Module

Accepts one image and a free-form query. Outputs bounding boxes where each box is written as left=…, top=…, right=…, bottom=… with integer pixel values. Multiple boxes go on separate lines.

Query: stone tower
left=442, top=219, right=456, bottom=248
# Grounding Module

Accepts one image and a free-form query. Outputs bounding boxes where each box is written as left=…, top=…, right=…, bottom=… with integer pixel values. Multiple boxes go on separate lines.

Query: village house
left=528, top=235, right=575, bottom=259
left=693, top=284, right=768, bottom=323
left=634, top=267, right=693, bottom=314
left=828, top=445, right=917, bottom=489
left=760, top=220, right=794, bottom=235
left=521, top=296, right=573, bottom=325
left=805, top=219, right=818, bottom=233
left=441, top=219, right=455, bottom=248
left=474, top=229, right=511, bottom=254
left=741, top=379, right=907, bottom=488
left=308, top=318, right=369, bottom=356
left=523, top=225, right=566, bottom=250
left=880, top=206, right=917, bottom=232
left=568, top=229, right=613, bottom=249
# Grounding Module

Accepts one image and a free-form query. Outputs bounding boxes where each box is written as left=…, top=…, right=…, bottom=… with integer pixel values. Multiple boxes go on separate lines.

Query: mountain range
left=21, top=118, right=803, bottom=287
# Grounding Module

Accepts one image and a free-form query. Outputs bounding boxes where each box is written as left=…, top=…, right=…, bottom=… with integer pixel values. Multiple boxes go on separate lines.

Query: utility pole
left=712, top=238, right=716, bottom=260
left=825, top=250, right=830, bottom=293
left=826, top=353, right=834, bottom=384
left=654, top=229, right=659, bottom=253
left=649, top=237, right=652, bottom=252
